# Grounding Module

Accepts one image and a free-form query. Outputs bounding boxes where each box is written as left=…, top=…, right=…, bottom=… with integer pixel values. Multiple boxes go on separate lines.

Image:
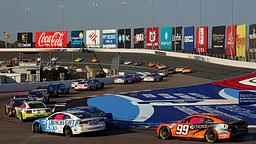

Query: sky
left=1, top=0, right=256, bottom=45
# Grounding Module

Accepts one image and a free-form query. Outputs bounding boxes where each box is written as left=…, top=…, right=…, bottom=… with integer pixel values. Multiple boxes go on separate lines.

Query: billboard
left=184, top=26, right=194, bottom=52
left=35, top=31, right=68, bottom=48
left=249, top=24, right=256, bottom=53
left=86, top=30, right=100, bottom=48
left=134, top=28, right=145, bottom=48
left=160, top=27, right=172, bottom=50
left=103, top=29, right=116, bottom=48
left=118, top=29, right=131, bottom=48
left=236, top=24, right=246, bottom=57
left=172, top=27, right=182, bottom=51
left=196, top=26, right=208, bottom=53
left=17, top=32, right=33, bottom=48
left=147, top=27, right=159, bottom=49
left=71, top=30, right=84, bottom=48
left=226, top=25, right=236, bottom=56
left=212, top=26, right=226, bottom=54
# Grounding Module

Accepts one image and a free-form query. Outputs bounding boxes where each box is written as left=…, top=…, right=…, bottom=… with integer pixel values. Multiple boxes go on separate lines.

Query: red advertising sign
left=226, top=25, right=236, bottom=56
left=196, top=26, right=208, bottom=53
left=147, top=27, right=159, bottom=49
left=35, top=31, right=68, bottom=48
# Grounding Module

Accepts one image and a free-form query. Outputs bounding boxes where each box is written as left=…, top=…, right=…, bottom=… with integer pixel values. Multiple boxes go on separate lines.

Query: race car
left=91, top=79, right=105, bottom=89
left=124, top=60, right=132, bottom=65
left=156, top=114, right=248, bottom=143
left=71, top=79, right=84, bottom=89
left=182, top=66, right=192, bottom=74
left=48, top=83, right=69, bottom=94
left=15, top=101, right=51, bottom=122
left=155, top=62, right=163, bottom=68
left=74, top=80, right=98, bottom=91
left=119, top=59, right=124, bottom=64
left=68, top=106, right=113, bottom=126
left=142, top=73, right=162, bottom=82
left=75, top=57, right=83, bottom=62
left=114, top=76, right=134, bottom=84
left=157, top=64, right=167, bottom=70
left=148, top=61, right=156, bottom=67
left=158, top=70, right=168, bottom=77
left=91, top=58, right=100, bottom=63
left=127, top=74, right=141, bottom=82
left=5, top=98, right=29, bottom=117
left=51, top=57, right=59, bottom=62
left=29, top=90, right=50, bottom=104
left=32, top=110, right=106, bottom=137
left=175, top=66, right=184, bottom=73
left=135, top=61, right=142, bottom=66
left=13, top=94, right=29, bottom=99
left=35, top=85, right=58, bottom=97
left=167, top=68, right=176, bottom=74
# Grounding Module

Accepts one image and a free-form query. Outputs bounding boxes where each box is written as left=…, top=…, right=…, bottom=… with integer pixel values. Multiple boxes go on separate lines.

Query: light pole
left=60, top=5, right=65, bottom=48
left=123, top=0, right=127, bottom=49
left=230, top=0, right=233, bottom=60
left=93, top=2, right=97, bottom=48
left=150, top=0, right=154, bottom=49
left=174, top=0, right=177, bottom=52
left=198, top=0, right=201, bottom=55
left=25, top=7, right=29, bottom=48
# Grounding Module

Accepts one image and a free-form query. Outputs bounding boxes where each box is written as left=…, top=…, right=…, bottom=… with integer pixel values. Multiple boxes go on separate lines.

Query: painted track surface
left=0, top=52, right=256, bottom=143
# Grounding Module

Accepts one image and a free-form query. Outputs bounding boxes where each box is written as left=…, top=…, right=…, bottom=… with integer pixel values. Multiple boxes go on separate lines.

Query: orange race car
left=156, top=114, right=248, bottom=143
left=148, top=61, right=156, bottom=67
left=182, top=66, right=192, bottom=74
left=91, top=58, right=100, bottom=63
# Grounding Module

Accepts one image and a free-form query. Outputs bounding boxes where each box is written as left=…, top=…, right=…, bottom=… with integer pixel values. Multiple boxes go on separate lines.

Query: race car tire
left=47, top=98, right=50, bottom=104
left=95, top=86, right=98, bottom=90
left=159, top=126, right=171, bottom=140
left=20, top=113, right=24, bottom=122
left=33, top=122, right=42, bottom=133
left=4, top=106, right=8, bottom=115
left=125, top=80, right=128, bottom=84
left=101, top=83, right=104, bottom=88
left=64, top=126, right=73, bottom=137
left=205, top=129, right=218, bottom=143
left=131, top=80, right=134, bottom=84
left=66, top=88, right=69, bottom=94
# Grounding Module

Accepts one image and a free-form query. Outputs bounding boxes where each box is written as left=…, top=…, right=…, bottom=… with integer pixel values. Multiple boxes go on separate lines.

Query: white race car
left=175, top=66, right=184, bottom=73
left=124, top=60, right=132, bottom=65
left=158, top=70, right=168, bottom=77
left=71, top=79, right=84, bottom=89
left=74, top=80, right=98, bottom=90
left=114, top=76, right=134, bottom=84
left=51, top=57, right=59, bottom=62
left=143, top=73, right=162, bottom=82
left=32, top=110, right=106, bottom=137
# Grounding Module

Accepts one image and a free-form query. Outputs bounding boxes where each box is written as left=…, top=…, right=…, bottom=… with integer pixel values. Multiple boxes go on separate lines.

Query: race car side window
left=48, top=114, right=57, bottom=120
left=21, top=104, right=25, bottom=109
left=54, top=114, right=65, bottom=120
left=63, top=115, right=71, bottom=120
left=181, top=118, right=191, bottom=123
left=203, top=117, right=214, bottom=123
left=189, top=117, right=204, bottom=124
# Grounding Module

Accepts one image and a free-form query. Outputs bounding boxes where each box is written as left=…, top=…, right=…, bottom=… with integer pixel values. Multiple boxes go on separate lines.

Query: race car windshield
left=30, top=91, right=43, bottom=96
left=85, top=108, right=104, bottom=114
left=37, top=86, right=48, bottom=89
left=28, top=103, right=46, bottom=108
left=213, top=115, right=239, bottom=122
left=15, top=95, right=28, bottom=98
left=73, top=112, right=94, bottom=118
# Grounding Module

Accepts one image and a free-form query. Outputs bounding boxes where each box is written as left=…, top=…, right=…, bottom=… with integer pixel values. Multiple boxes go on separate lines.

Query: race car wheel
left=20, top=113, right=24, bottom=122
left=66, top=88, right=69, bottom=94
left=101, top=83, right=104, bottom=88
left=205, top=129, right=218, bottom=143
left=33, top=122, right=42, bottom=133
left=125, top=80, right=128, bottom=84
left=64, top=126, right=72, bottom=137
left=95, top=86, right=98, bottom=90
left=159, top=126, right=171, bottom=140
left=4, top=106, right=8, bottom=115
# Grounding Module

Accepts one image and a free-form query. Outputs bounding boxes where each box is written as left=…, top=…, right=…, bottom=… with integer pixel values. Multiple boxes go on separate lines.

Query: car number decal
left=176, top=124, right=189, bottom=135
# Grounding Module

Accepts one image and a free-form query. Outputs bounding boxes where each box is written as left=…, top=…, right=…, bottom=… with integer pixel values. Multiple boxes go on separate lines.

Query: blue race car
left=48, top=83, right=69, bottom=94
left=68, top=106, right=113, bottom=126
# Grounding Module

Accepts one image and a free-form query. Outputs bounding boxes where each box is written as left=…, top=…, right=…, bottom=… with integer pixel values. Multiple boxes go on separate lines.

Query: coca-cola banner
left=172, top=27, right=182, bottom=51
left=249, top=24, right=256, bottom=52
left=17, top=32, right=33, bottom=48
left=147, top=27, right=159, bottom=49
left=226, top=25, right=236, bottom=56
left=212, top=26, right=225, bottom=54
left=35, top=31, right=68, bottom=48
left=134, top=28, right=145, bottom=48
left=196, top=26, right=208, bottom=53
left=86, top=30, right=100, bottom=48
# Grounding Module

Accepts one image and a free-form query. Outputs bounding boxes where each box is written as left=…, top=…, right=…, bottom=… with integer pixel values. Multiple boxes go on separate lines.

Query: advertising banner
left=103, top=29, right=116, bottom=48
left=118, top=29, right=131, bottom=48
left=239, top=91, right=256, bottom=105
left=249, top=24, right=256, bottom=52
left=172, top=27, right=182, bottom=51
left=35, top=31, right=68, bottom=48
left=212, top=26, right=225, bottom=54
left=86, top=30, right=100, bottom=48
left=134, top=28, right=145, bottom=48
left=184, top=26, right=194, bottom=52
left=147, top=27, right=159, bottom=49
left=160, top=27, right=172, bottom=50
left=236, top=24, right=246, bottom=57
left=17, top=32, right=33, bottom=48
left=226, top=25, right=236, bottom=56
left=71, top=30, right=84, bottom=48
left=196, top=26, right=208, bottom=53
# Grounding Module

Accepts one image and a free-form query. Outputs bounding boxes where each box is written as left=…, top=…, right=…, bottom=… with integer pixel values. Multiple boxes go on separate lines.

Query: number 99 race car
left=32, top=110, right=106, bottom=137
left=156, top=114, right=248, bottom=143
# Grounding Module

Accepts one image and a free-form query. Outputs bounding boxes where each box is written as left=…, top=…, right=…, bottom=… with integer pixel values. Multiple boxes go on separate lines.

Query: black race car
left=36, top=85, right=58, bottom=97
left=4, top=98, right=29, bottom=117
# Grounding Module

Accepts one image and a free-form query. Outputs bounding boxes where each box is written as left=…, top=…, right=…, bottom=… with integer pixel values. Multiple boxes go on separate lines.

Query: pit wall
left=1, top=48, right=256, bottom=69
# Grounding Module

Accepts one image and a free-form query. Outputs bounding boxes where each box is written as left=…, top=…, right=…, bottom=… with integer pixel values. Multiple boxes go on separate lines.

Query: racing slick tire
left=20, top=113, right=24, bottom=122
left=159, top=126, right=171, bottom=140
left=33, top=122, right=42, bottom=133
left=66, top=88, right=69, bottom=94
left=64, top=126, right=73, bottom=137
left=4, top=106, right=8, bottom=115
left=205, top=129, right=218, bottom=143
left=125, top=80, right=128, bottom=84
left=131, top=80, right=134, bottom=84
left=101, top=83, right=104, bottom=88
left=95, top=86, right=98, bottom=90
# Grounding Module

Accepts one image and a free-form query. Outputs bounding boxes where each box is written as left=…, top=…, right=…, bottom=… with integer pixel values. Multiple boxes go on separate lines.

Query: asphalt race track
left=0, top=51, right=256, bottom=144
